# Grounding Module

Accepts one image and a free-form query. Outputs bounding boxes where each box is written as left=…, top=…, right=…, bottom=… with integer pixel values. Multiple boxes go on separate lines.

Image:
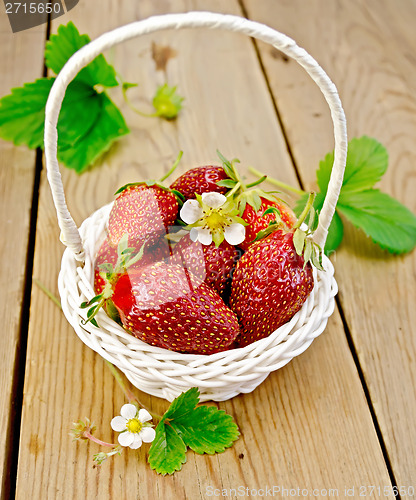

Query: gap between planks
left=5, top=19, right=51, bottom=500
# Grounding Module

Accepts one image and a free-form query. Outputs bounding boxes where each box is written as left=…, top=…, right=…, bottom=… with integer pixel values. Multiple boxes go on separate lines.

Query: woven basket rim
left=59, top=204, right=337, bottom=368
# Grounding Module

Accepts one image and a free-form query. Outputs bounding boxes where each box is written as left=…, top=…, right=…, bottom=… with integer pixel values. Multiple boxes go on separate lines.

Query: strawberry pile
left=83, top=153, right=322, bottom=355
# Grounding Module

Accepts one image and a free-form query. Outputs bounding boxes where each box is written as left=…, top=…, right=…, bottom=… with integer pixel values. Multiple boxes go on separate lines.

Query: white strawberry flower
left=180, top=192, right=246, bottom=246
left=110, top=404, right=155, bottom=449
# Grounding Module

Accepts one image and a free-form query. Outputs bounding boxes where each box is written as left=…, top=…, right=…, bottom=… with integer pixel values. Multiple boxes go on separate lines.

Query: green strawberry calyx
left=80, top=234, right=145, bottom=327
left=216, top=150, right=286, bottom=217
left=254, top=192, right=324, bottom=271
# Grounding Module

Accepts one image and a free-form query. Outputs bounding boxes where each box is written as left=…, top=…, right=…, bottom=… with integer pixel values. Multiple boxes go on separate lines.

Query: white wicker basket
left=44, top=12, right=347, bottom=402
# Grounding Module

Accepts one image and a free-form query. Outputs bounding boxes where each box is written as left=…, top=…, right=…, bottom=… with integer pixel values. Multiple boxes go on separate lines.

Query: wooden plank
left=0, top=11, right=46, bottom=499
left=243, top=0, right=416, bottom=488
left=16, top=1, right=391, bottom=498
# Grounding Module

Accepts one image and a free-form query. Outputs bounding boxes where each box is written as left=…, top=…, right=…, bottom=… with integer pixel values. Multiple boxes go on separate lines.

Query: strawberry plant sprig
left=249, top=136, right=416, bottom=255
left=0, top=22, right=128, bottom=173
left=71, top=386, right=239, bottom=472
left=122, top=82, right=184, bottom=120
left=0, top=22, right=185, bottom=173
left=35, top=280, right=240, bottom=472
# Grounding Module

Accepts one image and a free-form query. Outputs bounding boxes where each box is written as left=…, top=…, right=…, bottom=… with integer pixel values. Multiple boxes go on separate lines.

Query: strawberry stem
left=104, top=360, right=162, bottom=421
left=246, top=175, right=267, bottom=189
left=248, top=167, right=305, bottom=196
left=159, top=151, right=183, bottom=182
left=122, top=84, right=159, bottom=118
left=83, top=430, right=117, bottom=448
left=34, top=279, right=62, bottom=310
left=231, top=160, right=247, bottom=191
left=226, top=182, right=241, bottom=199
left=293, top=192, right=316, bottom=229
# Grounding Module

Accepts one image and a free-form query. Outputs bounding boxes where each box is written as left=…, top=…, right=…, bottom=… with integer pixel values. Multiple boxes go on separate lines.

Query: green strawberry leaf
left=163, top=387, right=200, bottom=421
left=148, top=421, right=187, bottom=475
left=57, top=80, right=103, bottom=148
left=0, top=79, right=102, bottom=152
left=216, top=179, right=238, bottom=189
left=293, top=228, right=306, bottom=255
left=170, top=406, right=240, bottom=455
left=148, top=387, right=239, bottom=474
left=216, top=150, right=238, bottom=181
left=57, top=92, right=129, bottom=173
left=337, top=189, right=416, bottom=254
left=152, top=83, right=184, bottom=120
left=317, top=136, right=388, bottom=195
left=0, top=78, right=53, bottom=149
left=324, top=210, right=344, bottom=255
left=45, top=21, right=118, bottom=88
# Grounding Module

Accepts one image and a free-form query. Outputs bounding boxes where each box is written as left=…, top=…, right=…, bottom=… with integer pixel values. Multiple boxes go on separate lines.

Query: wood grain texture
left=15, top=0, right=392, bottom=498
left=243, top=0, right=416, bottom=488
left=0, top=12, right=46, bottom=499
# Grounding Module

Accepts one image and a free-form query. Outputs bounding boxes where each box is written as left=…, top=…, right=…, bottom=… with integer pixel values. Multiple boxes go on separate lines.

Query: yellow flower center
left=204, top=209, right=227, bottom=231
left=126, top=418, right=142, bottom=433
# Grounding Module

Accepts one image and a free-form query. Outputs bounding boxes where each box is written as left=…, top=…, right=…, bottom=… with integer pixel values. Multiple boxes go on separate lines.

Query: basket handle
left=44, top=11, right=347, bottom=262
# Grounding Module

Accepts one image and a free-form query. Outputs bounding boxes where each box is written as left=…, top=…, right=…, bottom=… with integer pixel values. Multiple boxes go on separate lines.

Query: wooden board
left=15, top=0, right=392, bottom=497
left=0, top=12, right=46, bottom=499
left=243, top=0, right=416, bottom=488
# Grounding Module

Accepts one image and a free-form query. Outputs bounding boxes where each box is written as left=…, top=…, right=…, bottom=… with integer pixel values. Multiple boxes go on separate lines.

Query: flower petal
left=140, top=427, right=156, bottom=443
left=180, top=200, right=203, bottom=224
left=189, top=227, right=199, bottom=242
left=129, top=433, right=143, bottom=449
left=110, top=416, right=127, bottom=432
left=118, top=431, right=134, bottom=447
left=196, top=228, right=213, bottom=246
left=224, top=223, right=246, bottom=245
left=138, top=409, right=152, bottom=423
left=120, top=403, right=137, bottom=420
left=201, top=192, right=226, bottom=209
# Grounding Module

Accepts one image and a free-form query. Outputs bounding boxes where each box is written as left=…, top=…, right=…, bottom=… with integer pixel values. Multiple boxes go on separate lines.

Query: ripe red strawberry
left=111, top=262, right=240, bottom=354
left=239, top=198, right=296, bottom=251
left=107, top=184, right=178, bottom=249
left=230, top=229, right=314, bottom=347
left=170, top=234, right=242, bottom=298
left=170, top=166, right=229, bottom=200
left=94, top=236, right=172, bottom=295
